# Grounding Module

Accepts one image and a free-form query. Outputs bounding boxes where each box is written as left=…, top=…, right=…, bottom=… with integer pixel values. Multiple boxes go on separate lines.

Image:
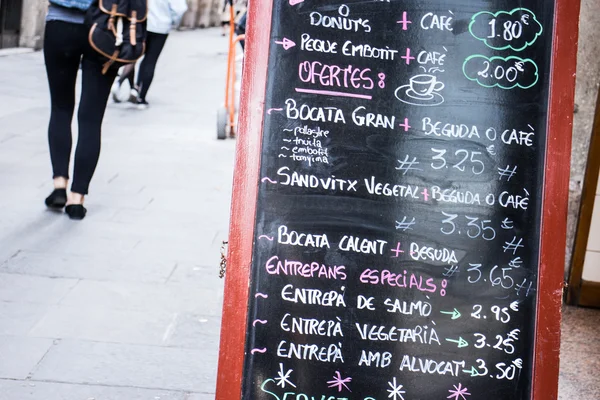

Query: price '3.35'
left=440, top=213, right=496, bottom=240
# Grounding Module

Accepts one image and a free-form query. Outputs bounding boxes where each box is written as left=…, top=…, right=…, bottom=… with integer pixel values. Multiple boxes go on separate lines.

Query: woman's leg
left=44, top=21, right=85, bottom=186
left=117, top=63, right=136, bottom=88
left=136, top=32, right=169, bottom=103
left=112, top=64, right=136, bottom=103
left=70, top=53, right=118, bottom=197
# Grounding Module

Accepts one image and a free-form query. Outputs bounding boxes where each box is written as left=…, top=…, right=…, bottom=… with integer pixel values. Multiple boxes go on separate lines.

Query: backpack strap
left=107, top=3, right=118, bottom=36
left=106, top=3, right=125, bottom=47
left=102, top=50, right=120, bottom=74
left=130, top=10, right=137, bottom=46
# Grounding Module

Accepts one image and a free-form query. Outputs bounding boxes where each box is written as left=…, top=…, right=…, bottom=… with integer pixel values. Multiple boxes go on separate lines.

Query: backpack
left=86, top=0, right=147, bottom=74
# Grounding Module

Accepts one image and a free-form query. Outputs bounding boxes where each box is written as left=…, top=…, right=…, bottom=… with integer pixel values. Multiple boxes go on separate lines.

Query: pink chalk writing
left=399, top=118, right=411, bottom=131
left=391, top=242, right=404, bottom=258
left=298, top=61, right=374, bottom=90
left=327, top=371, right=352, bottom=392
left=397, top=12, right=412, bottom=30
left=295, top=88, right=372, bottom=100
left=265, top=255, right=347, bottom=280
left=258, top=235, right=274, bottom=241
left=275, top=38, right=296, bottom=50
left=359, top=268, right=440, bottom=294
left=401, top=48, right=415, bottom=65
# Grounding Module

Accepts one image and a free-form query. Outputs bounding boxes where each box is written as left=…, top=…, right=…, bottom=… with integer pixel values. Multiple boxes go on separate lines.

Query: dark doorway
left=0, top=0, right=23, bottom=48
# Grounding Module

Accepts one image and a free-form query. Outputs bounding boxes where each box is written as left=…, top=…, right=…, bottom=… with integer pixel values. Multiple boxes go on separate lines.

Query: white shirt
left=147, top=0, right=188, bottom=34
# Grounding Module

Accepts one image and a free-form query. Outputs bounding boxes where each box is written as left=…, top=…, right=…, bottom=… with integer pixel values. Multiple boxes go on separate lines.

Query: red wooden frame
left=214, top=2, right=272, bottom=400
left=532, top=0, right=580, bottom=398
left=215, top=1, right=580, bottom=399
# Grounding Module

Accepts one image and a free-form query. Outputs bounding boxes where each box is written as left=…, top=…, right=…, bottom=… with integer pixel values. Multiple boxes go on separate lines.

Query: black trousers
left=44, top=20, right=117, bottom=195
left=137, top=32, right=168, bottom=101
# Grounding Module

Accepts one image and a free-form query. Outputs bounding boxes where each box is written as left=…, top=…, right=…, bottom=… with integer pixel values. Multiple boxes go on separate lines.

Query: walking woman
left=44, top=0, right=119, bottom=220
left=112, top=0, right=187, bottom=108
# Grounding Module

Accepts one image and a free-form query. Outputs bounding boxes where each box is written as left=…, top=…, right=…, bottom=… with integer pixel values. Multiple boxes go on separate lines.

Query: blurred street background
left=0, top=27, right=598, bottom=400
left=0, top=28, right=234, bottom=399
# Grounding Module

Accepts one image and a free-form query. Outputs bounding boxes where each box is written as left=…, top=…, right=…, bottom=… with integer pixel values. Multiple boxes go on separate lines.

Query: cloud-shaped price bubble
left=469, top=8, right=543, bottom=51
left=463, top=55, right=539, bottom=90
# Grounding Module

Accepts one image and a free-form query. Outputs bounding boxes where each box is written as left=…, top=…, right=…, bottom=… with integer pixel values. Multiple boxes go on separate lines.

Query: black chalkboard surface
left=242, top=1, right=554, bottom=399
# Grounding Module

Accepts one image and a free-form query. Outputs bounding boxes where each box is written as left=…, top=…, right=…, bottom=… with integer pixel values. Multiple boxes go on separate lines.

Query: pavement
left=0, top=28, right=235, bottom=399
left=0, top=28, right=598, bottom=400
left=559, top=306, right=600, bottom=399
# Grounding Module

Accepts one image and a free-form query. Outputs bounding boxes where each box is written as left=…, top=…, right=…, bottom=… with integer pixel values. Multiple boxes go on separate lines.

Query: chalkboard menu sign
left=240, top=1, right=555, bottom=399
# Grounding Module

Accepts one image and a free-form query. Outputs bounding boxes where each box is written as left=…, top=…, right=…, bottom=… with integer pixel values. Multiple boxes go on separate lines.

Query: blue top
left=46, top=0, right=91, bottom=24
left=49, top=0, right=92, bottom=11
left=46, top=3, right=87, bottom=24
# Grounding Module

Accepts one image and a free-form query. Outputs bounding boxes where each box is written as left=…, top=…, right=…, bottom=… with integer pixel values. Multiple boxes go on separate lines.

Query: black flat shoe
left=45, top=189, right=67, bottom=209
left=65, top=204, right=87, bottom=220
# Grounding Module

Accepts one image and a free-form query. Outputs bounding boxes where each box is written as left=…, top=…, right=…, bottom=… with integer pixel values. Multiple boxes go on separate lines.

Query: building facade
left=0, top=0, right=223, bottom=50
left=0, top=0, right=46, bottom=49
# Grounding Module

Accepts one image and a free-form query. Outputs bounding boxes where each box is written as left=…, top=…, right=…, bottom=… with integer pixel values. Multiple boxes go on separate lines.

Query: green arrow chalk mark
left=469, top=8, right=543, bottom=51
left=445, top=337, right=469, bottom=348
left=440, top=308, right=462, bottom=320
left=462, top=55, right=539, bottom=90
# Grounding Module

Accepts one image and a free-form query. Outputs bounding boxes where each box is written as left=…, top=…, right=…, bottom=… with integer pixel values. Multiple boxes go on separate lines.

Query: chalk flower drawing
left=326, top=371, right=352, bottom=392
left=274, top=363, right=296, bottom=389
left=447, top=383, right=471, bottom=400
left=387, top=377, right=406, bottom=400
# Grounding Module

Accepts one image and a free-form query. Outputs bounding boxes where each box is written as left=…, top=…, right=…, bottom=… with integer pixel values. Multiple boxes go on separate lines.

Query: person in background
left=221, top=0, right=246, bottom=37
left=220, top=0, right=232, bottom=36
left=43, top=0, right=119, bottom=220
left=112, top=63, right=136, bottom=103
left=111, top=0, right=188, bottom=109
left=235, top=10, right=246, bottom=50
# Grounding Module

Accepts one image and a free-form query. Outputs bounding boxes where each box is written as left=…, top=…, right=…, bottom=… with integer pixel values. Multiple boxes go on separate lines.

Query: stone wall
left=19, top=0, right=46, bottom=49
left=181, top=0, right=223, bottom=29
left=566, top=0, right=600, bottom=274
left=16, top=0, right=224, bottom=46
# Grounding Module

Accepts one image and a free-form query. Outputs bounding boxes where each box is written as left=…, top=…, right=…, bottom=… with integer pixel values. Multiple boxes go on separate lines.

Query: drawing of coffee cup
left=408, top=74, right=445, bottom=97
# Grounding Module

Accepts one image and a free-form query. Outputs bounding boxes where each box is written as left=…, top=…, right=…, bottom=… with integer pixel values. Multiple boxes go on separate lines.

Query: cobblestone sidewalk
left=0, top=28, right=235, bottom=399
